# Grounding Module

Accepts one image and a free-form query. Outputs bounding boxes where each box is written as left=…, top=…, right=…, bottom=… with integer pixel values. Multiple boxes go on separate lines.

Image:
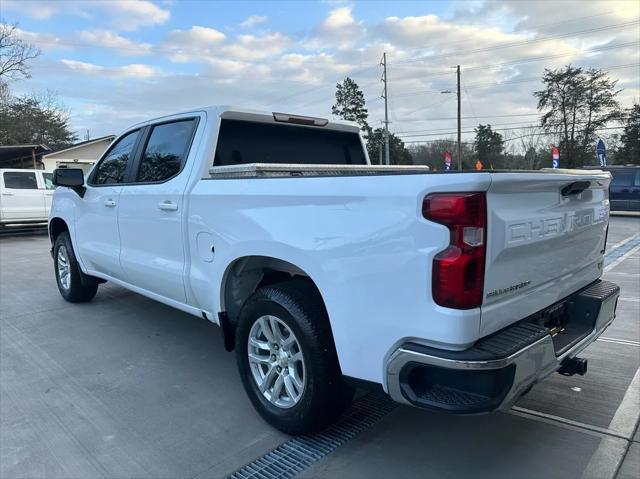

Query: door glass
left=136, top=119, right=196, bottom=183
left=610, top=170, right=634, bottom=187
left=93, top=130, right=139, bottom=185
left=42, top=173, right=56, bottom=189
left=3, top=172, right=38, bottom=189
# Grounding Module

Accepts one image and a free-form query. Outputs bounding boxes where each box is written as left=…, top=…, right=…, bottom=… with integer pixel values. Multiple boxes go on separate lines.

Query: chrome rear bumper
left=385, top=280, right=619, bottom=413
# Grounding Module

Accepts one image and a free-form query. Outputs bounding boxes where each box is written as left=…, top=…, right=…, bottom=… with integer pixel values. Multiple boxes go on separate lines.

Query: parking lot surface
left=1, top=216, right=639, bottom=479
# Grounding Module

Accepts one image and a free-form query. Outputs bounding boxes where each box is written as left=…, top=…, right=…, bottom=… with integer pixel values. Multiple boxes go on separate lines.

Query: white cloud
left=15, top=28, right=67, bottom=52
left=105, top=1, right=170, bottom=31
left=17, top=28, right=154, bottom=56
left=77, top=30, right=152, bottom=55
left=307, top=6, right=366, bottom=49
left=379, top=14, right=520, bottom=52
left=4, top=0, right=170, bottom=31
left=164, top=26, right=226, bottom=61
left=240, top=15, right=268, bottom=29
left=61, top=59, right=157, bottom=78
left=220, top=33, right=290, bottom=61
left=322, top=7, right=356, bottom=30
left=162, top=28, right=288, bottom=65
left=3, top=1, right=59, bottom=20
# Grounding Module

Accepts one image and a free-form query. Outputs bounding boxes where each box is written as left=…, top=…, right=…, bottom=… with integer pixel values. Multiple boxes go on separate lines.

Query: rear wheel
left=235, top=279, right=353, bottom=435
left=54, top=232, right=99, bottom=302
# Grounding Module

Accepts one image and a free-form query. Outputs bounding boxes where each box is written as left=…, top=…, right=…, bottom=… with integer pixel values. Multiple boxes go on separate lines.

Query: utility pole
left=456, top=65, right=461, bottom=171
left=381, top=52, right=390, bottom=166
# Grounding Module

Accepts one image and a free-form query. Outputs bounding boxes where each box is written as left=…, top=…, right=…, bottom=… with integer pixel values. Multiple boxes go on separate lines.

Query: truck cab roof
left=127, top=106, right=361, bottom=134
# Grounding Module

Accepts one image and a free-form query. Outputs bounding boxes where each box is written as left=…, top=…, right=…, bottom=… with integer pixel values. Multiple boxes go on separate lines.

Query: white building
left=42, top=136, right=115, bottom=173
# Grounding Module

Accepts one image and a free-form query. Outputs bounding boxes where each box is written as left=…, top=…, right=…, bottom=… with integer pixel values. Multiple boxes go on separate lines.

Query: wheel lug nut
left=276, top=366, right=282, bottom=373
left=271, top=355, right=276, bottom=361
left=274, top=345, right=279, bottom=350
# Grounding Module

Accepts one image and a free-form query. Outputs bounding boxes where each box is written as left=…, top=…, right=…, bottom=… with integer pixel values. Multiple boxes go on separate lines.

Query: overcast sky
left=4, top=0, right=639, bottom=145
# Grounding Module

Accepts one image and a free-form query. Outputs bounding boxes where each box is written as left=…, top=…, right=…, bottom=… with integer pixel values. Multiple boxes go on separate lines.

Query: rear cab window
left=3, top=171, right=38, bottom=189
left=213, top=119, right=366, bottom=167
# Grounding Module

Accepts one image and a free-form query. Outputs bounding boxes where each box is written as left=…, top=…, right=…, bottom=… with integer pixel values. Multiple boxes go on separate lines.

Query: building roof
left=0, top=144, right=51, bottom=167
left=43, top=135, right=115, bottom=157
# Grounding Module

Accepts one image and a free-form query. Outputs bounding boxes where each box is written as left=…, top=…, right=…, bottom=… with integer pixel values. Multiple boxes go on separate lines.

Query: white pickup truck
left=1, top=168, right=55, bottom=226
left=49, top=106, right=619, bottom=434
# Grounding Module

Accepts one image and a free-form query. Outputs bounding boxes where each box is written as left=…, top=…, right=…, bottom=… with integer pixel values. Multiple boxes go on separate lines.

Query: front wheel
left=54, top=232, right=99, bottom=302
left=235, top=279, right=353, bottom=435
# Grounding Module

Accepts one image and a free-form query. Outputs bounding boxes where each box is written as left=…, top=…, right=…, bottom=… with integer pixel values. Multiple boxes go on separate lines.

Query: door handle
left=103, top=199, right=116, bottom=207
left=1, top=192, right=14, bottom=196
left=158, top=201, right=178, bottom=211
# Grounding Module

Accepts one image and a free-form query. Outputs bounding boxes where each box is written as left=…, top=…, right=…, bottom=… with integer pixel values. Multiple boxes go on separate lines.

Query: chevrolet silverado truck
left=48, top=106, right=619, bottom=434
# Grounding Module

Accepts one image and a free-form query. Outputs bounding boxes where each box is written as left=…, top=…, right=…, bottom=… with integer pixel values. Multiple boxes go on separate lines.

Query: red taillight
left=423, top=193, right=486, bottom=309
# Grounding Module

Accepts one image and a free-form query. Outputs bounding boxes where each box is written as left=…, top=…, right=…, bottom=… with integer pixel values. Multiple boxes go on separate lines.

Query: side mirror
left=53, top=168, right=85, bottom=197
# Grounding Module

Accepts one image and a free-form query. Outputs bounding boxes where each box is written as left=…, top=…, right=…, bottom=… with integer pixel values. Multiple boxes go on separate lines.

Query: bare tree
left=517, top=126, right=545, bottom=169
left=0, top=21, right=41, bottom=82
left=502, top=126, right=555, bottom=170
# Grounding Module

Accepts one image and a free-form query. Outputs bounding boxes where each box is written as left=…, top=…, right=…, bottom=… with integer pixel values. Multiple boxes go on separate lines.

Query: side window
left=634, top=170, right=640, bottom=187
left=610, top=170, right=634, bottom=187
left=3, top=172, right=38, bottom=189
left=136, top=119, right=196, bottom=183
left=92, top=130, right=139, bottom=185
left=42, top=173, right=56, bottom=190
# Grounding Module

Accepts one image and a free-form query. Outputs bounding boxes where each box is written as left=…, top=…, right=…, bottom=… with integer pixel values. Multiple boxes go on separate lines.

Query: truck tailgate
left=481, top=170, right=611, bottom=336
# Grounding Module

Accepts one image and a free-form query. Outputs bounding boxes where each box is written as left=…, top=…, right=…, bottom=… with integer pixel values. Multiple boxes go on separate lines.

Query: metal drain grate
left=227, top=393, right=398, bottom=479
left=227, top=233, right=638, bottom=479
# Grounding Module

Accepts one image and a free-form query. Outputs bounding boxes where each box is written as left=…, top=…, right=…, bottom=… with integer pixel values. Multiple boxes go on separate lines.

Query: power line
left=401, top=95, right=453, bottom=118
left=397, top=120, right=541, bottom=134
left=392, top=62, right=639, bottom=99
left=460, top=41, right=639, bottom=73
left=396, top=117, right=631, bottom=135
left=392, top=11, right=623, bottom=61
left=293, top=78, right=380, bottom=108
left=400, top=125, right=625, bottom=143
left=397, top=113, right=542, bottom=124
left=386, top=40, right=639, bottom=87
left=394, top=19, right=639, bottom=65
left=463, top=63, right=639, bottom=89
left=270, top=65, right=380, bottom=105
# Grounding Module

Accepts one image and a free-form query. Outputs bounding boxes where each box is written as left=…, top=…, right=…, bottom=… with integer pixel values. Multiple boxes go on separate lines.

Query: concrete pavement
left=1, top=217, right=638, bottom=478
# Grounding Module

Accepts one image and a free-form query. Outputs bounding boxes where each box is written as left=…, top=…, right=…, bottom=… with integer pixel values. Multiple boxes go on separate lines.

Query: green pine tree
left=332, top=77, right=370, bottom=132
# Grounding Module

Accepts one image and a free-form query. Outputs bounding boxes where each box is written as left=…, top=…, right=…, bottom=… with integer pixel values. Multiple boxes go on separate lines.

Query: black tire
left=235, top=278, right=354, bottom=435
left=53, top=232, right=99, bottom=302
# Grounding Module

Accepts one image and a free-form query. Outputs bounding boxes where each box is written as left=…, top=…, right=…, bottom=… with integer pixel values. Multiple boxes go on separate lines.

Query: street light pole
left=456, top=65, right=461, bottom=171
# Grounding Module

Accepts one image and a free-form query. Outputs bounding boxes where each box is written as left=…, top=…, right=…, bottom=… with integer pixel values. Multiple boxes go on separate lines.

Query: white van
left=0, top=169, right=55, bottom=226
